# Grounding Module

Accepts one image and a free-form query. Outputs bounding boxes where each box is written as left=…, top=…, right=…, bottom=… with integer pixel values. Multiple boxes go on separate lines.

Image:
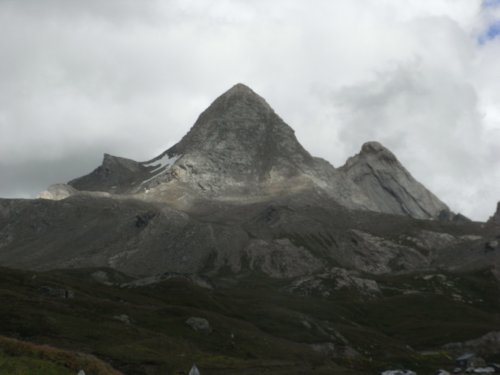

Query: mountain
left=1, top=83, right=499, bottom=375
left=66, top=83, right=451, bottom=219
left=68, top=153, right=153, bottom=194
left=489, top=202, right=500, bottom=225
left=68, top=83, right=316, bottom=195
left=340, top=141, right=450, bottom=220
left=161, top=83, right=315, bottom=190
left=0, top=83, right=487, bottom=279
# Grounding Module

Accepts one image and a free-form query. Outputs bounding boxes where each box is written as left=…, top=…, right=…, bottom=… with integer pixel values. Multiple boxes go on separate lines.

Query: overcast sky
left=1, top=0, right=499, bottom=221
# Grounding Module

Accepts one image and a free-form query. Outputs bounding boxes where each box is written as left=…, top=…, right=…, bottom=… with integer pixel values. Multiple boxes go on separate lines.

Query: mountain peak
left=63, top=86, right=451, bottom=221
left=194, top=83, right=274, bottom=124
left=341, top=141, right=450, bottom=219
left=361, top=141, right=390, bottom=154
left=225, top=82, right=257, bottom=95
left=163, top=84, right=313, bottom=190
left=359, top=141, right=398, bottom=164
left=489, top=202, right=500, bottom=225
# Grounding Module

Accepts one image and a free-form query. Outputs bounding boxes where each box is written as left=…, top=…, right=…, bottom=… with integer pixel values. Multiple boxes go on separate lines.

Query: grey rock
left=68, top=153, right=153, bottom=194
left=290, top=268, right=380, bottom=299
left=443, top=331, right=500, bottom=357
left=486, top=240, right=499, bottom=250
left=488, top=202, right=500, bottom=225
left=166, top=83, right=315, bottom=190
left=113, top=314, right=131, bottom=325
left=414, top=230, right=458, bottom=251
left=340, top=141, right=450, bottom=219
left=90, top=270, right=112, bottom=285
left=311, top=342, right=359, bottom=359
left=186, top=317, right=211, bottom=334
left=63, top=84, right=447, bottom=220
left=1, top=84, right=492, bottom=280
left=242, top=238, right=323, bottom=278
left=438, top=209, right=470, bottom=223
left=0, top=183, right=492, bottom=278
left=381, top=370, right=416, bottom=375
left=343, top=229, right=428, bottom=274
left=123, top=273, right=213, bottom=289
left=38, top=184, right=77, bottom=200
left=311, top=341, right=360, bottom=359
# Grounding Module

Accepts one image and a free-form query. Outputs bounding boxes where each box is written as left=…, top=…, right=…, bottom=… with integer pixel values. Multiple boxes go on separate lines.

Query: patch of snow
left=143, top=153, right=179, bottom=172
left=141, top=153, right=180, bottom=185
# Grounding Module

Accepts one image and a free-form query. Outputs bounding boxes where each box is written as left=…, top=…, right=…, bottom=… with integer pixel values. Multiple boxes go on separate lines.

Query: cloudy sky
left=1, top=0, right=499, bottom=221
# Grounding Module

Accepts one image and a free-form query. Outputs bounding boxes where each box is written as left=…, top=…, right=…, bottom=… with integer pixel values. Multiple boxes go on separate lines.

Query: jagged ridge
left=65, top=83, right=452, bottom=220
left=340, top=141, right=450, bottom=220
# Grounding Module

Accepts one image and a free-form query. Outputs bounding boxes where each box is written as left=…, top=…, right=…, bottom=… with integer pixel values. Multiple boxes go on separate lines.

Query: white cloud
left=0, top=0, right=499, bottom=220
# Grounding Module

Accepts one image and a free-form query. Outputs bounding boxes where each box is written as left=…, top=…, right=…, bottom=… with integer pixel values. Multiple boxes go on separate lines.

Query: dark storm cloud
left=0, top=153, right=100, bottom=199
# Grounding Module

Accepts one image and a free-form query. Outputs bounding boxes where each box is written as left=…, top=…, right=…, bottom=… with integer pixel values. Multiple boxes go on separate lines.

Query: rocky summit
left=68, top=83, right=317, bottom=197
left=1, top=84, right=500, bottom=375
left=65, top=83, right=452, bottom=219
left=489, top=202, right=500, bottom=225
left=340, top=141, right=449, bottom=220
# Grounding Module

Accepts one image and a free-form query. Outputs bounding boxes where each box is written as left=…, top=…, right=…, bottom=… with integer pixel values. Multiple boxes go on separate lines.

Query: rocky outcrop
left=166, top=83, right=315, bottom=188
left=489, top=202, right=500, bottom=225
left=443, top=331, right=500, bottom=356
left=242, top=238, right=324, bottom=278
left=186, top=317, right=211, bottom=334
left=68, top=84, right=318, bottom=198
left=340, top=142, right=450, bottom=220
left=68, top=153, right=153, bottom=194
left=345, top=229, right=429, bottom=274
left=38, top=184, right=77, bottom=200
left=4, top=83, right=488, bottom=279
left=63, top=84, right=449, bottom=220
left=289, top=268, right=381, bottom=299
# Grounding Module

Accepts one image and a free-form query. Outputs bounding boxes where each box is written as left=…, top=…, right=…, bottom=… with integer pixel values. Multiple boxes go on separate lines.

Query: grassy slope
left=0, top=335, right=122, bottom=375
left=0, top=267, right=500, bottom=374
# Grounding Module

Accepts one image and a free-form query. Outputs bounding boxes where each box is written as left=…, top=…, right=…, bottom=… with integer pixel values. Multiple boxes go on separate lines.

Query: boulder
left=186, top=317, right=211, bottom=334
left=38, top=184, right=77, bottom=200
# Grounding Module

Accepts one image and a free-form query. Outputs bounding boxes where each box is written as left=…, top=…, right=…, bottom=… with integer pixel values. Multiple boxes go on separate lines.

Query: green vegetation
left=0, top=266, right=500, bottom=374
left=0, top=335, right=121, bottom=375
left=0, top=351, right=72, bottom=375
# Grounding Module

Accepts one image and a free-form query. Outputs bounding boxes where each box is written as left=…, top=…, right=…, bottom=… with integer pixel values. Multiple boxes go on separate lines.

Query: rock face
left=186, top=317, right=211, bottom=334
left=1, top=83, right=487, bottom=280
left=443, top=330, right=500, bottom=357
left=69, top=154, right=153, bottom=194
left=65, top=83, right=450, bottom=220
left=489, top=202, right=500, bottom=225
left=340, top=141, right=450, bottom=220
left=164, top=83, right=315, bottom=191
left=67, top=84, right=320, bottom=198
left=38, top=184, right=77, bottom=200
